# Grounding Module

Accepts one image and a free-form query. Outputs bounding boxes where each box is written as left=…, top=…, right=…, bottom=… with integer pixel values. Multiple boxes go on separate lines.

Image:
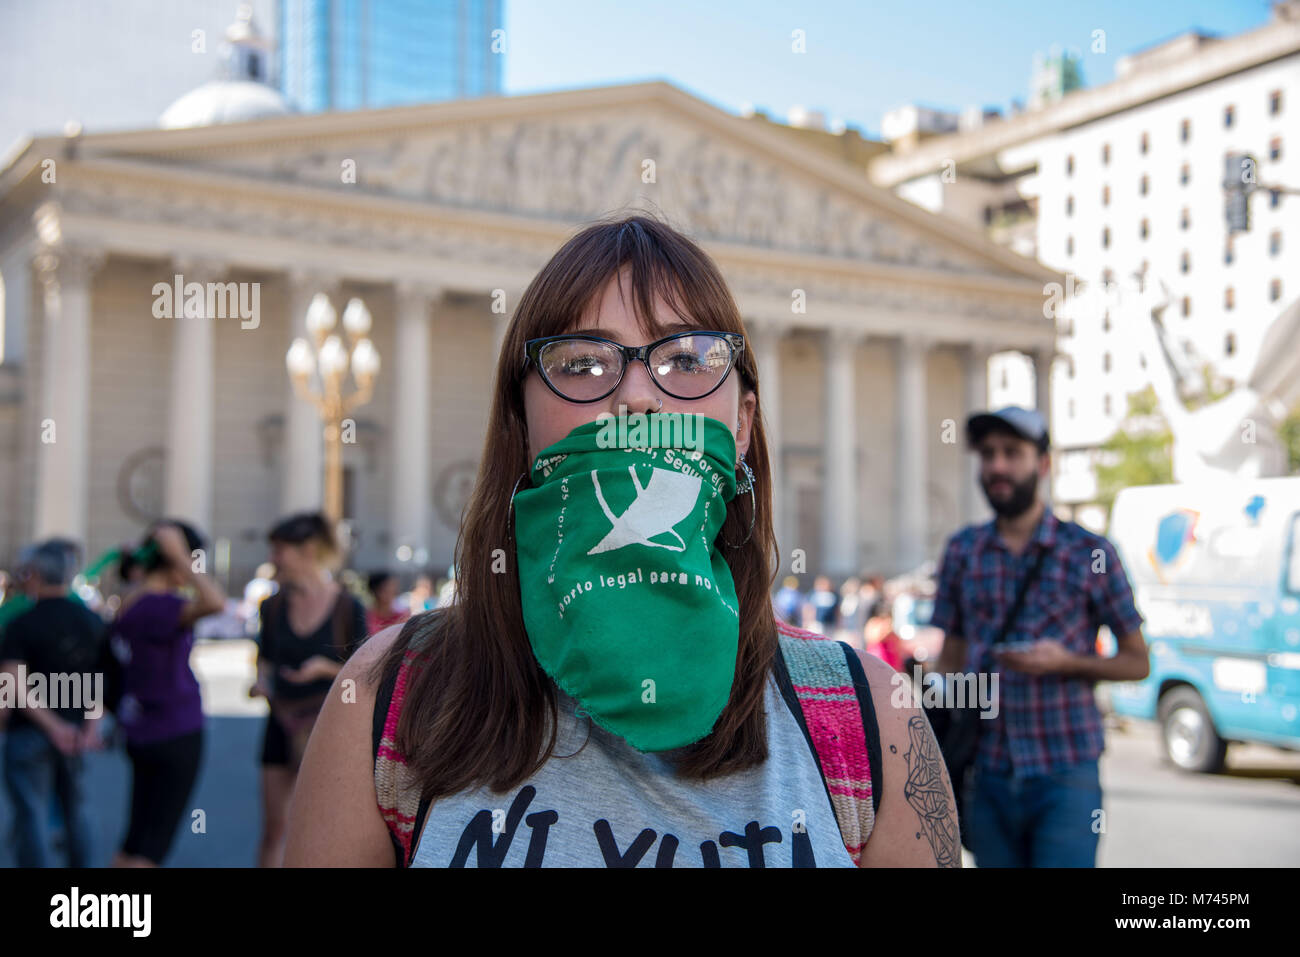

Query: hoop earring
left=507, top=472, right=527, bottom=539
left=723, top=457, right=756, bottom=548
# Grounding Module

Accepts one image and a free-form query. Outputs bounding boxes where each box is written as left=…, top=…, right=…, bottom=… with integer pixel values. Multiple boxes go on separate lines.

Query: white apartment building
left=870, top=2, right=1300, bottom=516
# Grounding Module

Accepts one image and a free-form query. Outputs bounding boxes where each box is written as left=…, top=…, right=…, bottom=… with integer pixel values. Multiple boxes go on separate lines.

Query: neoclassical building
left=0, top=76, right=1060, bottom=587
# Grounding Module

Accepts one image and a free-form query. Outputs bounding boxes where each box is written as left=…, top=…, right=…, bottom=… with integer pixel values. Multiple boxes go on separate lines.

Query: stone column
left=1033, top=347, right=1055, bottom=504
left=963, top=342, right=992, bottom=526
left=33, top=239, right=104, bottom=543
left=822, top=327, right=863, bottom=577
left=281, top=270, right=339, bottom=515
left=896, top=332, right=929, bottom=573
left=748, top=318, right=787, bottom=554
left=1034, top=348, right=1053, bottom=423
left=163, top=256, right=224, bottom=532
left=390, top=281, right=440, bottom=561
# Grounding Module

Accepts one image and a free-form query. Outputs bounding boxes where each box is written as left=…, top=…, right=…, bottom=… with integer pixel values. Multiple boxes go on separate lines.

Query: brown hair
left=371, top=213, right=779, bottom=799
left=268, top=511, right=340, bottom=569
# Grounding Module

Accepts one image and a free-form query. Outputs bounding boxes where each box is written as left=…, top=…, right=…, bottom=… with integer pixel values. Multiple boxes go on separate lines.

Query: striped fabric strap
left=374, top=619, right=436, bottom=866
left=776, top=621, right=875, bottom=865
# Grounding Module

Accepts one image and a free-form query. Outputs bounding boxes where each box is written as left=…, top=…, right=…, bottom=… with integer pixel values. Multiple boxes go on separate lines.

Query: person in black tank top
left=251, top=512, right=365, bottom=867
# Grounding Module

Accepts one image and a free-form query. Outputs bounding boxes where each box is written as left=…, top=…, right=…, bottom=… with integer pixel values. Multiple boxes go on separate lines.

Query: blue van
left=1106, top=477, right=1300, bottom=772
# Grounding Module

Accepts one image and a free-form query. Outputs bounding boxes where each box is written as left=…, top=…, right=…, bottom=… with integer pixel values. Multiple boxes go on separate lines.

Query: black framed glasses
left=523, top=330, right=745, bottom=403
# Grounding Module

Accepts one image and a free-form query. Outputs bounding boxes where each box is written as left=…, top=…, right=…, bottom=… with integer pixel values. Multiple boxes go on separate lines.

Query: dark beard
left=980, top=472, right=1039, bottom=518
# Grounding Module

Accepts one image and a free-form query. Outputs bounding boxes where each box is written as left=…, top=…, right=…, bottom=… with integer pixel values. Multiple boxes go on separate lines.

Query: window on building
left=1103, top=352, right=1112, bottom=373
left=1140, top=218, right=1149, bottom=240
left=1271, top=89, right=1283, bottom=115
left=1182, top=296, right=1191, bottom=318
left=1102, top=143, right=1111, bottom=165
left=1181, top=118, right=1191, bottom=143
left=1140, top=131, right=1149, bottom=154
left=1225, top=332, right=1236, bottom=356
left=1066, top=235, right=1074, bottom=256
left=1140, top=174, right=1149, bottom=196
left=1181, top=207, right=1190, bottom=230
left=1066, top=195, right=1074, bottom=216
left=1102, top=184, right=1110, bottom=206
left=1271, top=230, right=1282, bottom=256
left=1102, top=267, right=1115, bottom=285
left=1103, top=312, right=1111, bottom=333
left=1068, top=357, right=1076, bottom=379
left=1102, top=226, right=1111, bottom=249
left=1104, top=394, right=1113, bottom=415
left=1066, top=154, right=1074, bottom=176
left=1270, top=137, right=1282, bottom=161
left=1180, top=163, right=1190, bottom=186
left=1225, top=286, right=1235, bottom=310
left=1001, top=368, right=1009, bottom=389
left=1271, top=189, right=1282, bottom=209
left=1068, top=398, right=1076, bottom=418
left=1224, top=104, right=1234, bottom=128
left=1272, top=278, right=1283, bottom=302
left=1225, top=238, right=1235, bottom=265
left=1181, top=251, right=1190, bottom=274
left=1140, top=353, right=1147, bottom=369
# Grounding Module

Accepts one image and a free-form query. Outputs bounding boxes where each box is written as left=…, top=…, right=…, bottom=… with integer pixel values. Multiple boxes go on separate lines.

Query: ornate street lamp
left=285, top=294, right=381, bottom=524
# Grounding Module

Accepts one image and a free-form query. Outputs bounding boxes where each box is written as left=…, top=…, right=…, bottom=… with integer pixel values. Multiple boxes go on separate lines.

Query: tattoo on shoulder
left=902, top=716, right=960, bottom=868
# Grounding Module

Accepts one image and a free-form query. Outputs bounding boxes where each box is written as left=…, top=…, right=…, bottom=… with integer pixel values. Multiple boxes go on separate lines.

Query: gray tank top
left=409, top=672, right=856, bottom=867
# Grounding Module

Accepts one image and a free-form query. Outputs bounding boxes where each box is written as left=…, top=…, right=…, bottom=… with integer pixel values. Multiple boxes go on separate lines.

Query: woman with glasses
left=284, top=214, right=958, bottom=867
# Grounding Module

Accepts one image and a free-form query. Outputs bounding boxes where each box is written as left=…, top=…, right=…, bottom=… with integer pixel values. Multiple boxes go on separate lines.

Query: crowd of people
left=772, top=572, right=939, bottom=672
left=0, top=511, right=452, bottom=868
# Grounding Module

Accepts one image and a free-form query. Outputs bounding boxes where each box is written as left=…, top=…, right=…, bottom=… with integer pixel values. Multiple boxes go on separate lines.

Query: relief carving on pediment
left=259, top=115, right=987, bottom=273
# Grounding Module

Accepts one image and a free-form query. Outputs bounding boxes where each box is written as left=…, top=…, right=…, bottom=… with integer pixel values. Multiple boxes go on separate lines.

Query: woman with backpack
left=250, top=511, right=366, bottom=867
left=283, top=214, right=959, bottom=868
left=110, top=521, right=225, bottom=867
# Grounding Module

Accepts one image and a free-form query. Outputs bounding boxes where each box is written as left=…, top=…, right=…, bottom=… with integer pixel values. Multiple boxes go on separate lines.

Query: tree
left=1094, top=386, right=1174, bottom=509
left=1279, top=402, right=1300, bottom=475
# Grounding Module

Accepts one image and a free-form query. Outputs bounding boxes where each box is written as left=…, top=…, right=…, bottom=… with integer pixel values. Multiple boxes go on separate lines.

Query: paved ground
left=2, top=639, right=1298, bottom=867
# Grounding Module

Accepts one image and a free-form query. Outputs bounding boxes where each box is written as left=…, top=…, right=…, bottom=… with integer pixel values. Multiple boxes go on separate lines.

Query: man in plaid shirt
left=929, top=407, right=1149, bottom=867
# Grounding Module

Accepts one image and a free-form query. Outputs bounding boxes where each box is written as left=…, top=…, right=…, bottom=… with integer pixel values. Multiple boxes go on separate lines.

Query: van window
left=1287, top=513, right=1300, bottom=594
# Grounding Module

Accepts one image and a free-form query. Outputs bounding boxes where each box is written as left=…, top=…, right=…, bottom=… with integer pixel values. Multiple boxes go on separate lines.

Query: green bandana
left=514, top=414, right=740, bottom=753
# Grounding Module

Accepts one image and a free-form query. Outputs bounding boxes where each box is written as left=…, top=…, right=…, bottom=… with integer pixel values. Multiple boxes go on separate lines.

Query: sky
left=503, top=0, right=1276, bottom=138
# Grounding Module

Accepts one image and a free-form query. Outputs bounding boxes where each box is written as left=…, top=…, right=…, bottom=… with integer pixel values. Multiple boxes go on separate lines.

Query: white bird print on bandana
left=587, top=466, right=701, bottom=555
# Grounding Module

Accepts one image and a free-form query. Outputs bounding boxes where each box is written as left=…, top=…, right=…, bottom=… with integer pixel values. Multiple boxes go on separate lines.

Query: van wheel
left=1158, top=687, right=1228, bottom=773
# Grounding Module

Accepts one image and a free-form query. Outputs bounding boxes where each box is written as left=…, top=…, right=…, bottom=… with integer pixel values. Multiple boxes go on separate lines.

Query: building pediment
left=47, top=82, right=1053, bottom=285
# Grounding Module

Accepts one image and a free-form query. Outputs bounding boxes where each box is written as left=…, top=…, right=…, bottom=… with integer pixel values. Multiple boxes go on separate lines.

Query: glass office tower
left=280, top=0, right=503, bottom=112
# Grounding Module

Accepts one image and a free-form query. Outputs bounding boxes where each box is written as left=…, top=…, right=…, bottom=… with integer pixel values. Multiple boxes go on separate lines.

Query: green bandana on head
left=514, top=413, right=741, bottom=753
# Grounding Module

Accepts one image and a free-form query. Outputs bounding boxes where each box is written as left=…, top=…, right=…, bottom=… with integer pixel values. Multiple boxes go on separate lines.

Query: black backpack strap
left=994, top=543, right=1051, bottom=645
left=838, top=641, right=883, bottom=819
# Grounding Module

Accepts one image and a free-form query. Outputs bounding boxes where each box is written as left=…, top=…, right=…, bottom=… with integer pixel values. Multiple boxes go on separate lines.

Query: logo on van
left=1148, top=508, right=1199, bottom=583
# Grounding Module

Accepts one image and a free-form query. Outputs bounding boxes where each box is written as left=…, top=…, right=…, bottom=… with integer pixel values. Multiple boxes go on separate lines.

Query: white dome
left=159, top=80, right=293, bottom=129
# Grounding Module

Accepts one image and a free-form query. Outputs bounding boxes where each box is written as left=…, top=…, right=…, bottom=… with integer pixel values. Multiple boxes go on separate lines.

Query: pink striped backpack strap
left=372, top=612, right=439, bottom=867
left=774, top=619, right=880, bottom=865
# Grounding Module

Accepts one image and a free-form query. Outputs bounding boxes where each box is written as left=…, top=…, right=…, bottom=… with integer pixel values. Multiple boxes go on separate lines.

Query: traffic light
left=1224, top=152, right=1257, bottom=234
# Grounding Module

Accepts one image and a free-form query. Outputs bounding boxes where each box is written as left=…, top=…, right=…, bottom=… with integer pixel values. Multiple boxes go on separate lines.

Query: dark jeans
left=964, top=759, right=1102, bottom=867
left=3, top=724, right=96, bottom=867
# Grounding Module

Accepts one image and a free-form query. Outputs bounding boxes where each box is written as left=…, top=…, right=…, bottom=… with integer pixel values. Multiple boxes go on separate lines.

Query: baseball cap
left=966, top=406, right=1050, bottom=452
